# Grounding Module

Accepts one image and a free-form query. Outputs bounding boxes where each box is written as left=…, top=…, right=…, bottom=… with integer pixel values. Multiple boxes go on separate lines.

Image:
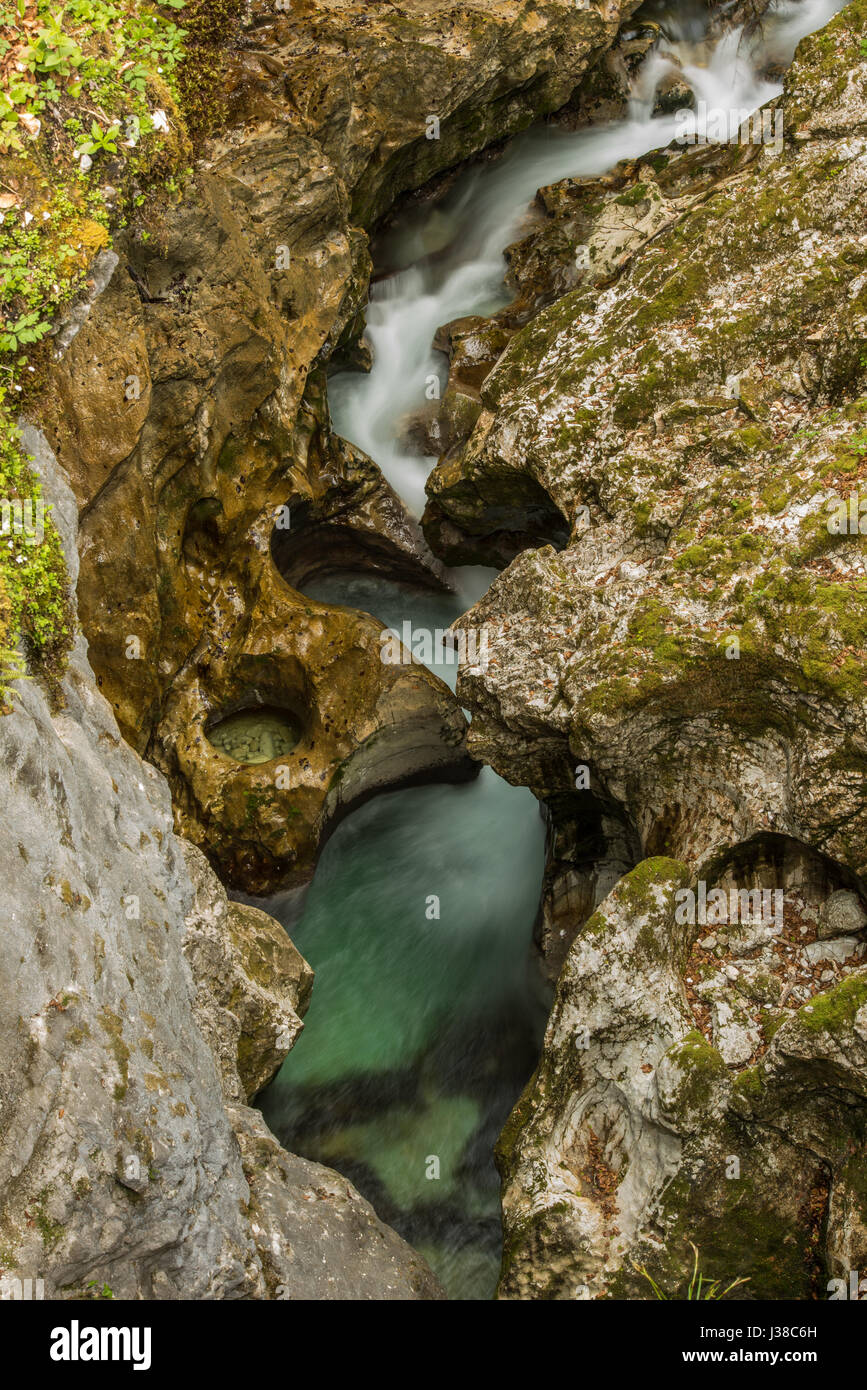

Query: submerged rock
left=207, top=708, right=301, bottom=766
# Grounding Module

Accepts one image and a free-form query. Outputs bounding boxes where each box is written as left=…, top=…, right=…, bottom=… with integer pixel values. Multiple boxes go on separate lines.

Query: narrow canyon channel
left=251, top=0, right=844, bottom=1299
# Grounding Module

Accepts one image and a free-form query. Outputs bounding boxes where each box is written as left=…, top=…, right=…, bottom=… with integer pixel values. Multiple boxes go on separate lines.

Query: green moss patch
left=0, top=406, right=71, bottom=702
left=0, top=0, right=210, bottom=704
left=796, top=973, right=867, bottom=1034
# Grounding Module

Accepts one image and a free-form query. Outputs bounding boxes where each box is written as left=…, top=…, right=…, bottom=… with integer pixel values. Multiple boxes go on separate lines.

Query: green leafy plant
left=77, top=118, right=121, bottom=156
left=634, top=1244, right=751, bottom=1301
left=121, top=60, right=150, bottom=94
left=2, top=77, right=39, bottom=107
left=85, top=1279, right=115, bottom=1300
left=0, top=405, right=73, bottom=698
left=27, top=15, right=86, bottom=79
left=0, top=310, right=52, bottom=352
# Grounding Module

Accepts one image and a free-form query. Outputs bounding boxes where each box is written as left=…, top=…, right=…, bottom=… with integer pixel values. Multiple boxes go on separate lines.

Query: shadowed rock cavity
left=424, top=468, right=572, bottom=569
left=537, top=785, right=642, bottom=983
left=270, top=475, right=451, bottom=595
left=420, top=312, right=572, bottom=567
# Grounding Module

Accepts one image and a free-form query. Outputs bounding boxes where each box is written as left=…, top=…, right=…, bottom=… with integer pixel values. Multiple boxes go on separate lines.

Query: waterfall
left=258, top=0, right=845, bottom=1300
left=329, top=0, right=844, bottom=513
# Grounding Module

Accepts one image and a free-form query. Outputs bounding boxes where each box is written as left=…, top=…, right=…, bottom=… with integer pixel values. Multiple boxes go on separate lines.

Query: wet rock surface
left=179, top=839, right=314, bottom=1102
left=149, top=541, right=476, bottom=893
left=409, top=1, right=867, bottom=1297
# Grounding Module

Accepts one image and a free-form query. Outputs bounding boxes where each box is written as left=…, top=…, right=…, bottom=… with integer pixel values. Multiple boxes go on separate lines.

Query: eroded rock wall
left=497, top=859, right=867, bottom=1300
left=0, top=427, right=442, bottom=1299
left=415, top=0, right=867, bottom=1296
left=439, top=1, right=867, bottom=893
left=32, top=0, right=641, bottom=894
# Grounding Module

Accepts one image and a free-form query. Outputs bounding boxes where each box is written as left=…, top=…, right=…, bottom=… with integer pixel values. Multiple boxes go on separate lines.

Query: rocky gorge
left=0, top=0, right=865, bottom=1305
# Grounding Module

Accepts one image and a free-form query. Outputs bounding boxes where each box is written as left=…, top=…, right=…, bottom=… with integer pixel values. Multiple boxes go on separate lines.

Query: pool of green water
left=255, top=571, right=547, bottom=1299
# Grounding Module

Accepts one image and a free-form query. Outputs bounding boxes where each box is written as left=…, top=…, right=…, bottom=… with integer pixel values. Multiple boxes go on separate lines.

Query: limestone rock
left=179, top=840, right=314, bottom=1102
left=497, top=860, right=867, bottom=1301
left=805, top=936, right=866, bottom=967
left=231, top=1108, right=445, bottom=1301
left=0, top=428, right=442, bottom=1300
left=819, top=889, right=867, bottom=940
left=149, top=541, right=476, bottom=894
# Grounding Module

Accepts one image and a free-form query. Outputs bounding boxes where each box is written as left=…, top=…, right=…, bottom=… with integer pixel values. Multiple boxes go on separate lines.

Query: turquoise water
left=258, top=571, right=547, bottom=1300
left=259, top=770, right=546, bottom=1298
left=257, top=0, right=842, bottom=1298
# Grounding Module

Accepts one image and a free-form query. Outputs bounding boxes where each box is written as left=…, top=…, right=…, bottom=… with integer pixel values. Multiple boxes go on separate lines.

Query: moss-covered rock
left=486, top=7, right=867, bottom=1299
left=442, top=0, right=867, bottom=886
left=498, top=861, right=867, bottom=1300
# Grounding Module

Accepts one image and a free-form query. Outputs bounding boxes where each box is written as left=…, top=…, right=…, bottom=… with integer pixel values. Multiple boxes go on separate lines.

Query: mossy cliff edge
left=0, top=0, right=197, bottom=701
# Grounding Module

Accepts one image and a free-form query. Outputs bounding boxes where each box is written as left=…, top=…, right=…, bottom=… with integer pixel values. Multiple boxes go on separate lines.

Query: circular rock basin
left=207, top=707, right=300, bottom=765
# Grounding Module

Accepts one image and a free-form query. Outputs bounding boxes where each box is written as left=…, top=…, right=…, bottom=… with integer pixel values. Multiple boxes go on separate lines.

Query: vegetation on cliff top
left=0, top=0, right=242, bottom=705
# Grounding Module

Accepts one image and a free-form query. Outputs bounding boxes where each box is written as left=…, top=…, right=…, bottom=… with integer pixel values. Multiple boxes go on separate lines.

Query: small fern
left=635, top=1242, right=750, bottom=1300
left=0, top=643, right=26, bottom=709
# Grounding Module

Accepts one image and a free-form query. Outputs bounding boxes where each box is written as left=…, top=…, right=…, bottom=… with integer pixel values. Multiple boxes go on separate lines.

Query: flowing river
left=255, top=0, right=843, bottom=1299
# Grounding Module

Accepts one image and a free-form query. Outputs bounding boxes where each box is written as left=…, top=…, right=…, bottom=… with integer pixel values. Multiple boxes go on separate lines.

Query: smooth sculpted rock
left=150, top=541, right=476, bottom=894
left=179, top=840, right=314, bottom=1102
left=0, top=428, right=443, bottom=1300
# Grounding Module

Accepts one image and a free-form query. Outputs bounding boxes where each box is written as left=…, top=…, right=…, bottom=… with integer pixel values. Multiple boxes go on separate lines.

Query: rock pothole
left=206, top=707, right=301, bottom=765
